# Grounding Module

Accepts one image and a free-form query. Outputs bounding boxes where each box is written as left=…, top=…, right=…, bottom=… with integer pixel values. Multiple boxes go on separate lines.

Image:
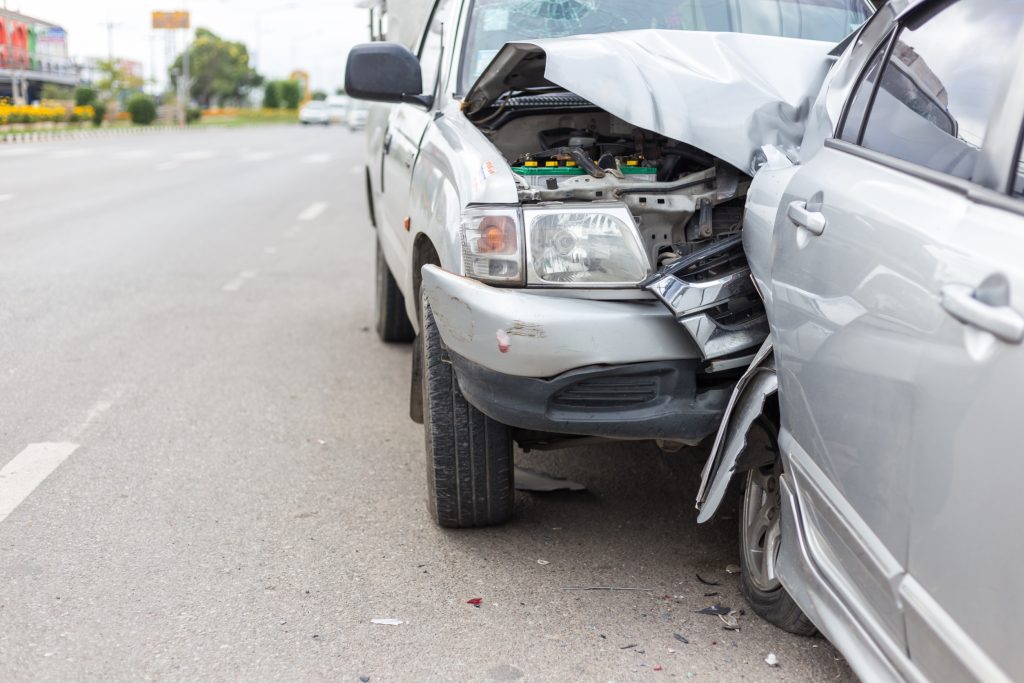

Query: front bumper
left=420, top=265, right=701, bottom=378
left=421, top=265, right=731, bottom=442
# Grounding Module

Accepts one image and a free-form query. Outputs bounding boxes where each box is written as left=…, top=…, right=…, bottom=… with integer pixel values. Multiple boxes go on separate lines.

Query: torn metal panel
left=465, top=30, right=835, bottom=173
left=695, top=340, right=777, bottom=523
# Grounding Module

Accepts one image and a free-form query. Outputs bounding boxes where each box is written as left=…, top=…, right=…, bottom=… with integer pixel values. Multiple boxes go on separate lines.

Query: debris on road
left=621, top=644, right=638, bottom=650
left=653, top=664, right=663, bottom=672
left=703, top=592, right=720, bottom=597
left=673, top=633, right=689, bottom=644
left=514, top=467, right=586, bottom=492
left=562, top=586, right=654, bottom=592
left=359, top=676, right=370, bottom=682
left=467, top=598, right=483, bottom=608
left=695, top=605, right=732, bottom=616
left=537, top=559, right=550, bottom=566
left=765, top=652, right=780, bottom=667
left=370, top=618, right=404, bottom=626
left=726, top=564, right=742, bottom=575
left=695, top=574, right=721, bottom=586
left=718, top=611, right=741, bottom=631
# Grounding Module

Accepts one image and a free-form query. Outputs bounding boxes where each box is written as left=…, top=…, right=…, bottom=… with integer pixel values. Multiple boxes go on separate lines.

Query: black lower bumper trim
left=449, top=353, right=731, bottom=443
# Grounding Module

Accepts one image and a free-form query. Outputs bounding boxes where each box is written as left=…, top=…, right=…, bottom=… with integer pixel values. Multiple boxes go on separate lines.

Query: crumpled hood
left=464, top=30, right=834, bottom=173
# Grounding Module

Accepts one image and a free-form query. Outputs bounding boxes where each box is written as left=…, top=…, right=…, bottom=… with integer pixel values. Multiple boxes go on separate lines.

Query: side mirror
left=345, top=43, right=433, bottom=108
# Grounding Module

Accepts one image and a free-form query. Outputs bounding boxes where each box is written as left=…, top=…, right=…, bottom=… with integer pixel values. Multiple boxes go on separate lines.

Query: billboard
left=152, top=11, right=190, bottom=30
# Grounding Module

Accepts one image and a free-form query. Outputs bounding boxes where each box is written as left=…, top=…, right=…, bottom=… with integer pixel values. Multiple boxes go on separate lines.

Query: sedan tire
left=421, top=295, right=514, bottom=528
left=738, top=422, right=816, bottom=636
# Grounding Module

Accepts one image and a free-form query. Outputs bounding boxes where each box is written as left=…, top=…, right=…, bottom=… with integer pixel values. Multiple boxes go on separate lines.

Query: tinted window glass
left=839, top=43, right=887, bottom=143
left=860, top=0, right=1024, bottom=180
left=460, top=0, right=873, bottom=92
left=419, top=0, right=454, bottom=96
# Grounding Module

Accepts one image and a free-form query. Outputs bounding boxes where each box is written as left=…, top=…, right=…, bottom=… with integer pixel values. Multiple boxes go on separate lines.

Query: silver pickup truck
left=345, top=0, right=871, bottom=528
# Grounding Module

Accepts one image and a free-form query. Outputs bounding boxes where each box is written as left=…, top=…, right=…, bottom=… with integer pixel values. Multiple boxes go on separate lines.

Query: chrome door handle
left=787, top=200, right=827, bottom=236
left=941, top=278, right=1024, bottom=344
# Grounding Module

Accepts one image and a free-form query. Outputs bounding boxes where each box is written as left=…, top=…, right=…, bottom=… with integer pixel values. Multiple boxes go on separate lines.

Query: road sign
left=152, top=11, right=190, bottom=30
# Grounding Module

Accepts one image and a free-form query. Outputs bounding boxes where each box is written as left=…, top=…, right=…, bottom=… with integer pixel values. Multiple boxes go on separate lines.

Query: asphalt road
left=0, top=126, right=855, bottom=681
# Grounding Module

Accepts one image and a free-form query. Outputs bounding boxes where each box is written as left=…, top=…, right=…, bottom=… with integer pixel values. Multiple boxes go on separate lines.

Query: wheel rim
left=742, top=464, right=783, bottom=592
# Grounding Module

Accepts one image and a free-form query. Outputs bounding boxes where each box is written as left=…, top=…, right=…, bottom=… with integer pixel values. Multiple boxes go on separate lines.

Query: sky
left=9, top=0, right=374, bottom=93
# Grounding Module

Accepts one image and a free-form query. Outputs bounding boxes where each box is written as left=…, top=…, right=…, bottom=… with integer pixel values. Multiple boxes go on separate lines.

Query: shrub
left=75, top=87, right=98, bottom=107
left=186, top=107, right=202, bottom=124
left=92, top=102, right=107, bottom=126
left=279, top=80, right=302, bottom=110
left=126, top=94, right=157, bottom=125
left=42, top=84, right=75, bottom=101
left=262, top=81, right=280, bottom=109
left=70, top=105, right=95, bottom=123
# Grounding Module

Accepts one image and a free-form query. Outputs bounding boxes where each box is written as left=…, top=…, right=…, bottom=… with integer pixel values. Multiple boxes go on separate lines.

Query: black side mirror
left=345, top=43, right=433, bottom=108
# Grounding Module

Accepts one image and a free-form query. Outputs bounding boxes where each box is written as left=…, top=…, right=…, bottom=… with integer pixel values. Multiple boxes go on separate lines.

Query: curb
left=0, top=125, right=205, bottom=144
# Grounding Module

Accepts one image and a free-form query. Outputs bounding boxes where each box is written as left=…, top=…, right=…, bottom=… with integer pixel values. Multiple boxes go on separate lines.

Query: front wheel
left=421, top=295, right=514, bottom=528
left=738, top=424, right=816, bottom=636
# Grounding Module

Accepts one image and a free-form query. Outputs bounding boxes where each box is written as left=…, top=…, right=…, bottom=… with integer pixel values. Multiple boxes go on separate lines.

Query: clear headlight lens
left=526, top=208, right=648, bottom=285
left=460, top=207, right=524, bottom=284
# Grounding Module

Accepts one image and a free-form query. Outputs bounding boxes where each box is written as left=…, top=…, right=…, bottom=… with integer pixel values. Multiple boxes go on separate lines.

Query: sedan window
left=857, top=0, right=1023, bottom=180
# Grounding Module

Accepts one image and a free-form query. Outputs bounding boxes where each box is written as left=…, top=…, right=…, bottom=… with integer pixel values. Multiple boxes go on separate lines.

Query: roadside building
left=0, top=9, right=75, bottom=102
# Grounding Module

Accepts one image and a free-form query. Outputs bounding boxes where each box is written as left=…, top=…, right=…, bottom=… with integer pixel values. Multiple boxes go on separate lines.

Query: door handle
left=383, top=132, right=393, bottom=154
left=941, top=275, right=1024, bottom=344
left=787, top=200, right=827, bottom=236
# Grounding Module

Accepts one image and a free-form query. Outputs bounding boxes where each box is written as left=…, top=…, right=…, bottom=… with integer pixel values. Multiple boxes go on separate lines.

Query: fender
left=696, top=339, right=778, bottom=523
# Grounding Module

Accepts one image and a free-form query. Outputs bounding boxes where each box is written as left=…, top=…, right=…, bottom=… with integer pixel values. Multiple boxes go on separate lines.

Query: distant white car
left=327, top=95, right=349, bottom=124
left=344, top=101, right=368, bottom=130
left=299, top=100, right=330, bottom=125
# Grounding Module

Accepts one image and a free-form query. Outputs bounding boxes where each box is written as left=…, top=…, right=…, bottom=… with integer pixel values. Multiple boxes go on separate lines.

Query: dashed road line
left=301, top=153, right=334, bottom=164
left=222, top=270, right=259, bottom=292
left=298, top=202, right=328, bottom=222
left=175, top=150, right=216, bottom=161
left=241, top=151, right=276, bottom=163
left=67, top=399, right=115, bottom=440
left=156, top=161, right=180, bottom=171
left=0, top=443, right=80, bottom=524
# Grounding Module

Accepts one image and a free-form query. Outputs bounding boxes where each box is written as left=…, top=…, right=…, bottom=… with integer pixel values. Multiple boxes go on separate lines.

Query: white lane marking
left=112, top=149, right=155, bottom=160
left=264, top=246, right=278, bottom=255
left=222, top=270, right=259, bottom=292
left=0, top=147, right=37, bottom=157
left=175, top=150, right=216, bottom=161
left=156, top=161, right=180, bottom=171
left=0, top=443, right=80, bottom=524
left=301, top=153, right=333, bottom=164
left=0, top=194, right=12, bottom=202
left=67, top=400, right=115, bottom=440
left=298, top=202, right=328, bottom=222
left=283, top=225, right=303, bottom=239
left=241, top=151, right=276, bottom=163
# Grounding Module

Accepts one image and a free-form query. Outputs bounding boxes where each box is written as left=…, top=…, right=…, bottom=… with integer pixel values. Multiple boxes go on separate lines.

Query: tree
left=74, top=87, right=98, bottom=106
left=170, top=28, right=262, bottom=108
left=96, top=59, right=145, bottom=103
left=41, top=84, right=74, bottom=101
left=312, top=90, right=327, bottom=101
left=279, top=80, right=302, bottom=110
left=263, top=81, right=281, bottom=109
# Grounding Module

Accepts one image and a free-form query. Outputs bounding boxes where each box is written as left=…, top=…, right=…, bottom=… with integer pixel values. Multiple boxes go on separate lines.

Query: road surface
left=0, top=126, right=855, bottom=681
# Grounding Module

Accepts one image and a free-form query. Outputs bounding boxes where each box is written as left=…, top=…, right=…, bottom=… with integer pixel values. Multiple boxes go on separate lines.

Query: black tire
left=738, top=423, right=817, bottom=636
left=421, top=297, right=514, bottom=528
left=375, top=240, right=415, bottom=343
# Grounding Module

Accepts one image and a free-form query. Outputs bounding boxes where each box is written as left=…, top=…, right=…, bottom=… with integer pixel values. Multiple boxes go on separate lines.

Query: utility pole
left=99, top=21, right=122, bottom=61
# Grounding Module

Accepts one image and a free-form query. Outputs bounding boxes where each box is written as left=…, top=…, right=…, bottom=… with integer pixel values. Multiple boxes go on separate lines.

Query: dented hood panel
left=465, top=30, right=834, bottom=173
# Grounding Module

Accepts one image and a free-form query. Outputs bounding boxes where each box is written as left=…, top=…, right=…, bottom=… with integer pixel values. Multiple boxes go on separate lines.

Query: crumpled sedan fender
left=696, top=339, right=778, bottom=523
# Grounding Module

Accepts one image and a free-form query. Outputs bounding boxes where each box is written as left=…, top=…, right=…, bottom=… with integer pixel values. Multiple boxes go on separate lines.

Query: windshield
left=460, top=0, right=872, bottom=92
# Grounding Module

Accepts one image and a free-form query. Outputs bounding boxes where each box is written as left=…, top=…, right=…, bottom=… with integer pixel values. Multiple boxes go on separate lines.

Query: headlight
left=460, top=206, right=525, bottom=285
left=525, top=206, right=649, bottom=286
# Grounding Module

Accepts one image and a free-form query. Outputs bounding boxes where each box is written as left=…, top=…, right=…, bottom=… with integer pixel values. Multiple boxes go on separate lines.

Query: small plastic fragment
left=360, top=677, right=370, bottom=683
left=719, top=611, right=740, bottom=631
left=514, top=467, right=586, bottom=492
left=370, top=618, right=403, bottom=625
left=537, top=559, right=550, bottom=566
left=467, top=598, right=482, bottom=608
left=695, top=574, right=721, bottom=586
left=621, top=644, right=638, bottom=650
left=653, top=665, right=663, bottom=672
left=695, top=605, right=731, bottom=616
left=765, top=652, right=780, bottom=667
left=673, top=633, right=689, bottom=644
left=726, top=564, right=742, bottom=574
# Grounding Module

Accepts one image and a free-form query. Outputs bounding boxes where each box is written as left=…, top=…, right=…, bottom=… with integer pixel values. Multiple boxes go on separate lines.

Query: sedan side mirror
left=345, top=43, right=433, bottom=108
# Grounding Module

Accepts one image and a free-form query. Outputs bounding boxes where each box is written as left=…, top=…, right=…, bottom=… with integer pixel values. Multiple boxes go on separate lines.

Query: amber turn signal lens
left=477, top=216, right=516, bottom=254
